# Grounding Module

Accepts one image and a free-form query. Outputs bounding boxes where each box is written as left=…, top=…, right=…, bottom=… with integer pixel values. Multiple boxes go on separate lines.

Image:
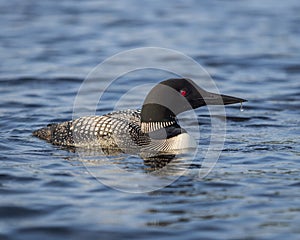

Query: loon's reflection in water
left=68, top=146, right=198, bottom=175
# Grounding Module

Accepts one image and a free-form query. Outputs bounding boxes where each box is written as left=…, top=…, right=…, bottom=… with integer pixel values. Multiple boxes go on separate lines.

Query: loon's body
left=33, top=78, right=246, bottom=153
left=33, top=109, right=196, bottom=153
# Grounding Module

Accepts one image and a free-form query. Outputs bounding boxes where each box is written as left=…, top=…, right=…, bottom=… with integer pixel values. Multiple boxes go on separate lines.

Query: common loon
left=33, top=78, right=246, bottom=154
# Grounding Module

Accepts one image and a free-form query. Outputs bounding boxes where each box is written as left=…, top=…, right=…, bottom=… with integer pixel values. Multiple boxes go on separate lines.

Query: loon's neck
left=139, top=103, right=195, bottom=150
left=141, top=104, right=176, bottom=123
left=140, top=104, right=180, bottom=136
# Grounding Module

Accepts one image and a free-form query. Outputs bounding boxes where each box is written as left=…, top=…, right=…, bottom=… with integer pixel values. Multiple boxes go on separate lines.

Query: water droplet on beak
left=240, top=102, right=244, bottom=112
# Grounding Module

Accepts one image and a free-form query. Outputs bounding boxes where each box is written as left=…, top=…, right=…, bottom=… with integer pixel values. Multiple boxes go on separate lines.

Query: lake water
left=1, top=0, right=300, bottom=239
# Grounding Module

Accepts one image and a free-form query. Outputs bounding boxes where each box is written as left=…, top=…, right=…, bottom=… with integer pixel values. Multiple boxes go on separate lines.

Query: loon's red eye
left=180, top=89, right=187, bottom=97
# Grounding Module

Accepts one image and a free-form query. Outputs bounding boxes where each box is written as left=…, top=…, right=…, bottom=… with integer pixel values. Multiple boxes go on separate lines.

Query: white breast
left=142, top=132, right=197, bottom=152
left=168, top=132, right=197, bottom=150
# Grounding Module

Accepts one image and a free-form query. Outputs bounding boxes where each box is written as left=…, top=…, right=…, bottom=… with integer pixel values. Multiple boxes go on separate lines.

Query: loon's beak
left=213, top=93, right=247, bottom=106
left=190, top=90, right=247, bottom=108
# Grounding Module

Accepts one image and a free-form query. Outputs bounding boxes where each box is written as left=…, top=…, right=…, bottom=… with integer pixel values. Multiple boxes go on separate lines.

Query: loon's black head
left=141, top=78, right=247, bottom=123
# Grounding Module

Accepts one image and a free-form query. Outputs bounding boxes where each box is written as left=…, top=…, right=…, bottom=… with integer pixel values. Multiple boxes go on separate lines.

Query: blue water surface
left=1, top=0, right=300, bottom=239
